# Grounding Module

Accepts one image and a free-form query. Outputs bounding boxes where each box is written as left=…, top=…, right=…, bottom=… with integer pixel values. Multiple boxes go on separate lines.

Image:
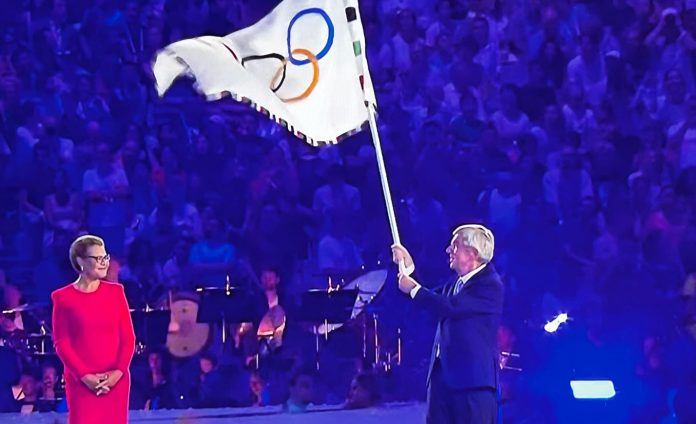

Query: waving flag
left=153, top=0, right=375, bottom=146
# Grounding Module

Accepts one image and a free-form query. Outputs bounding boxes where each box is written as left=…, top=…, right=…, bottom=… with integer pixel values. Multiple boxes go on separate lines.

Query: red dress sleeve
left=115, top=285, right=136, bottom=373
left=51, top=291, right=90, bottom=379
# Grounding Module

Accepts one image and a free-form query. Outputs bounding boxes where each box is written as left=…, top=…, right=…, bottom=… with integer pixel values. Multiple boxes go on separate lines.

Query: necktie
left=436, top=279, right=459, bottom=358
left=453, top=276, right=465, bottom=295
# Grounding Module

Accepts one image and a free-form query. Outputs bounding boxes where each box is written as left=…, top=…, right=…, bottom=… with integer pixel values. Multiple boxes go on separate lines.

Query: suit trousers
left=426, top=360, right=497, bottom=424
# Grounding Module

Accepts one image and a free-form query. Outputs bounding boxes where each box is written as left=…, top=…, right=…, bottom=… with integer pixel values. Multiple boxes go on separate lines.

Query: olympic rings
left=270, top=48, right=319, bottom=103
left=242, top=53, right=287, bottom=92
left=286, top=8, right=334, bottom=66
left=237, top=7, right=332, bottom=102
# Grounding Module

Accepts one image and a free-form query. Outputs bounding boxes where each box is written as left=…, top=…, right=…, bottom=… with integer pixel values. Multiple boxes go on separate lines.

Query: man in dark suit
left=392, top=224, right=503, bottom=423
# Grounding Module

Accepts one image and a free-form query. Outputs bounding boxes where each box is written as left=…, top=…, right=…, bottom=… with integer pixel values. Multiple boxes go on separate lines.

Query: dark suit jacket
left=413, top=264, right=504, bottom=390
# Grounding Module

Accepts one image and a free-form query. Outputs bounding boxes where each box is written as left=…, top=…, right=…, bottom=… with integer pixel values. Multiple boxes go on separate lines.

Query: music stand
left=297, top=289, right=359, bottom=370
left=196, top=287, right=263, bottom=345
left=130, top=309, right=170, bottom=350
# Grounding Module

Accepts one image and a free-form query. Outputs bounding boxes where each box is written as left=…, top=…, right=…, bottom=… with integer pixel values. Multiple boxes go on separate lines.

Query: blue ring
left=287, top=8, right=334, bottom=66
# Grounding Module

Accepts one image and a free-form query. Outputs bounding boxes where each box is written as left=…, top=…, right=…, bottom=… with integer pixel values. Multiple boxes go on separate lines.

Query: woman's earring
left=80, top=265, right=84, bottom=272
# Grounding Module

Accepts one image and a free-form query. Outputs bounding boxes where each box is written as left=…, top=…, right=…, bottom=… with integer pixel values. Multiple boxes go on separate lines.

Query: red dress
left=52, top=281, right=136, bottom=424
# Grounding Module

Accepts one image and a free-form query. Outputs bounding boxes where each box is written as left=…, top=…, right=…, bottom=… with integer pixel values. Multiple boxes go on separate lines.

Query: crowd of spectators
left=1, top=0, right=696, bottom=421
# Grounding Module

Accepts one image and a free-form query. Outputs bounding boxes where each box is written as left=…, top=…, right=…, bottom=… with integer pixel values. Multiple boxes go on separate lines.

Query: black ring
left=241, top=53, right=287, bottom=93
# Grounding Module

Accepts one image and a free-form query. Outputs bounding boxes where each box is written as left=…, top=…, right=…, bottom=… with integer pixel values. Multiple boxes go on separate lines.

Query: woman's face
left=77, top=244, right=110, bottom=280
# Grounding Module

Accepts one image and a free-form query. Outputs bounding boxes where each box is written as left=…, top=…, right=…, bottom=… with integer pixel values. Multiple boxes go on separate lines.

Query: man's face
left=446, top=233, right=479, bottom=275
left=260, top=270, right=279, bottom=291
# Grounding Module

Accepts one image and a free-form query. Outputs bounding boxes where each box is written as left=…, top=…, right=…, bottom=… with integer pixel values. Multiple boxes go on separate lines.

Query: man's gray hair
left=452, top=224, right=495, bottom=263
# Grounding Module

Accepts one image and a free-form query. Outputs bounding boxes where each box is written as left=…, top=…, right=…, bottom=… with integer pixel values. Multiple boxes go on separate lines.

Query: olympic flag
left=152, top=0, right=375, bottom=146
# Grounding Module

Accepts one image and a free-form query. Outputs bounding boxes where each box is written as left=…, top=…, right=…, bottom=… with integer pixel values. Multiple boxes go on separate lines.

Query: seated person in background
left=14, top=373, right=38, bottom=414
left=39, top=363, right=67, bottom=412
left=249, top=370, right=271, bottom=407
left=40, top=363, right=59, bottom=402
left=196, top=353, right=227, bottom=408
left=236, top=266, right=287, bottom=365
left=346, top=372, right=381, bottom=409
left=283, top=369, right=314, bottom=413
left=139, top=350, right=176, bottom=410
left=257, top=267, right=286, bottom=354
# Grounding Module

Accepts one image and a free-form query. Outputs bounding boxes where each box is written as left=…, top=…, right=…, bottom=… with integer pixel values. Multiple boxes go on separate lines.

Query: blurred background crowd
left=1, top=0, right=696, bottom=422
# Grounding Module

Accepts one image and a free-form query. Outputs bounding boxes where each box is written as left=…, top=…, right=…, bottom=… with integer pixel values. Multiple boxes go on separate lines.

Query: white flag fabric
left=153, top=0, right=376, bottom=146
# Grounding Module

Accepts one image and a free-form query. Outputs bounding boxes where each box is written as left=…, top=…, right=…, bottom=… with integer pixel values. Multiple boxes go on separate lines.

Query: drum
left=166, top=292, right=210, bottom=358
left=257, top=305, right=287, bottom=354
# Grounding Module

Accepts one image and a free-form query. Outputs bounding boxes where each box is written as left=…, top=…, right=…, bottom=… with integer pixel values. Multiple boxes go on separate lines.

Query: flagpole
left=366, top=105, right=401, bottom=246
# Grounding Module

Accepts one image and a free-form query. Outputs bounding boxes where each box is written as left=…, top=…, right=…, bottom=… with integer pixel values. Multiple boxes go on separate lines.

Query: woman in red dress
left=52, top=235, right=135, bottom=423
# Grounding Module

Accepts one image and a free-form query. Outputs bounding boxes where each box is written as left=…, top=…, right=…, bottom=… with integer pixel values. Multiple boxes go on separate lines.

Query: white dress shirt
left=409, top=263, right=487, bottom=299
